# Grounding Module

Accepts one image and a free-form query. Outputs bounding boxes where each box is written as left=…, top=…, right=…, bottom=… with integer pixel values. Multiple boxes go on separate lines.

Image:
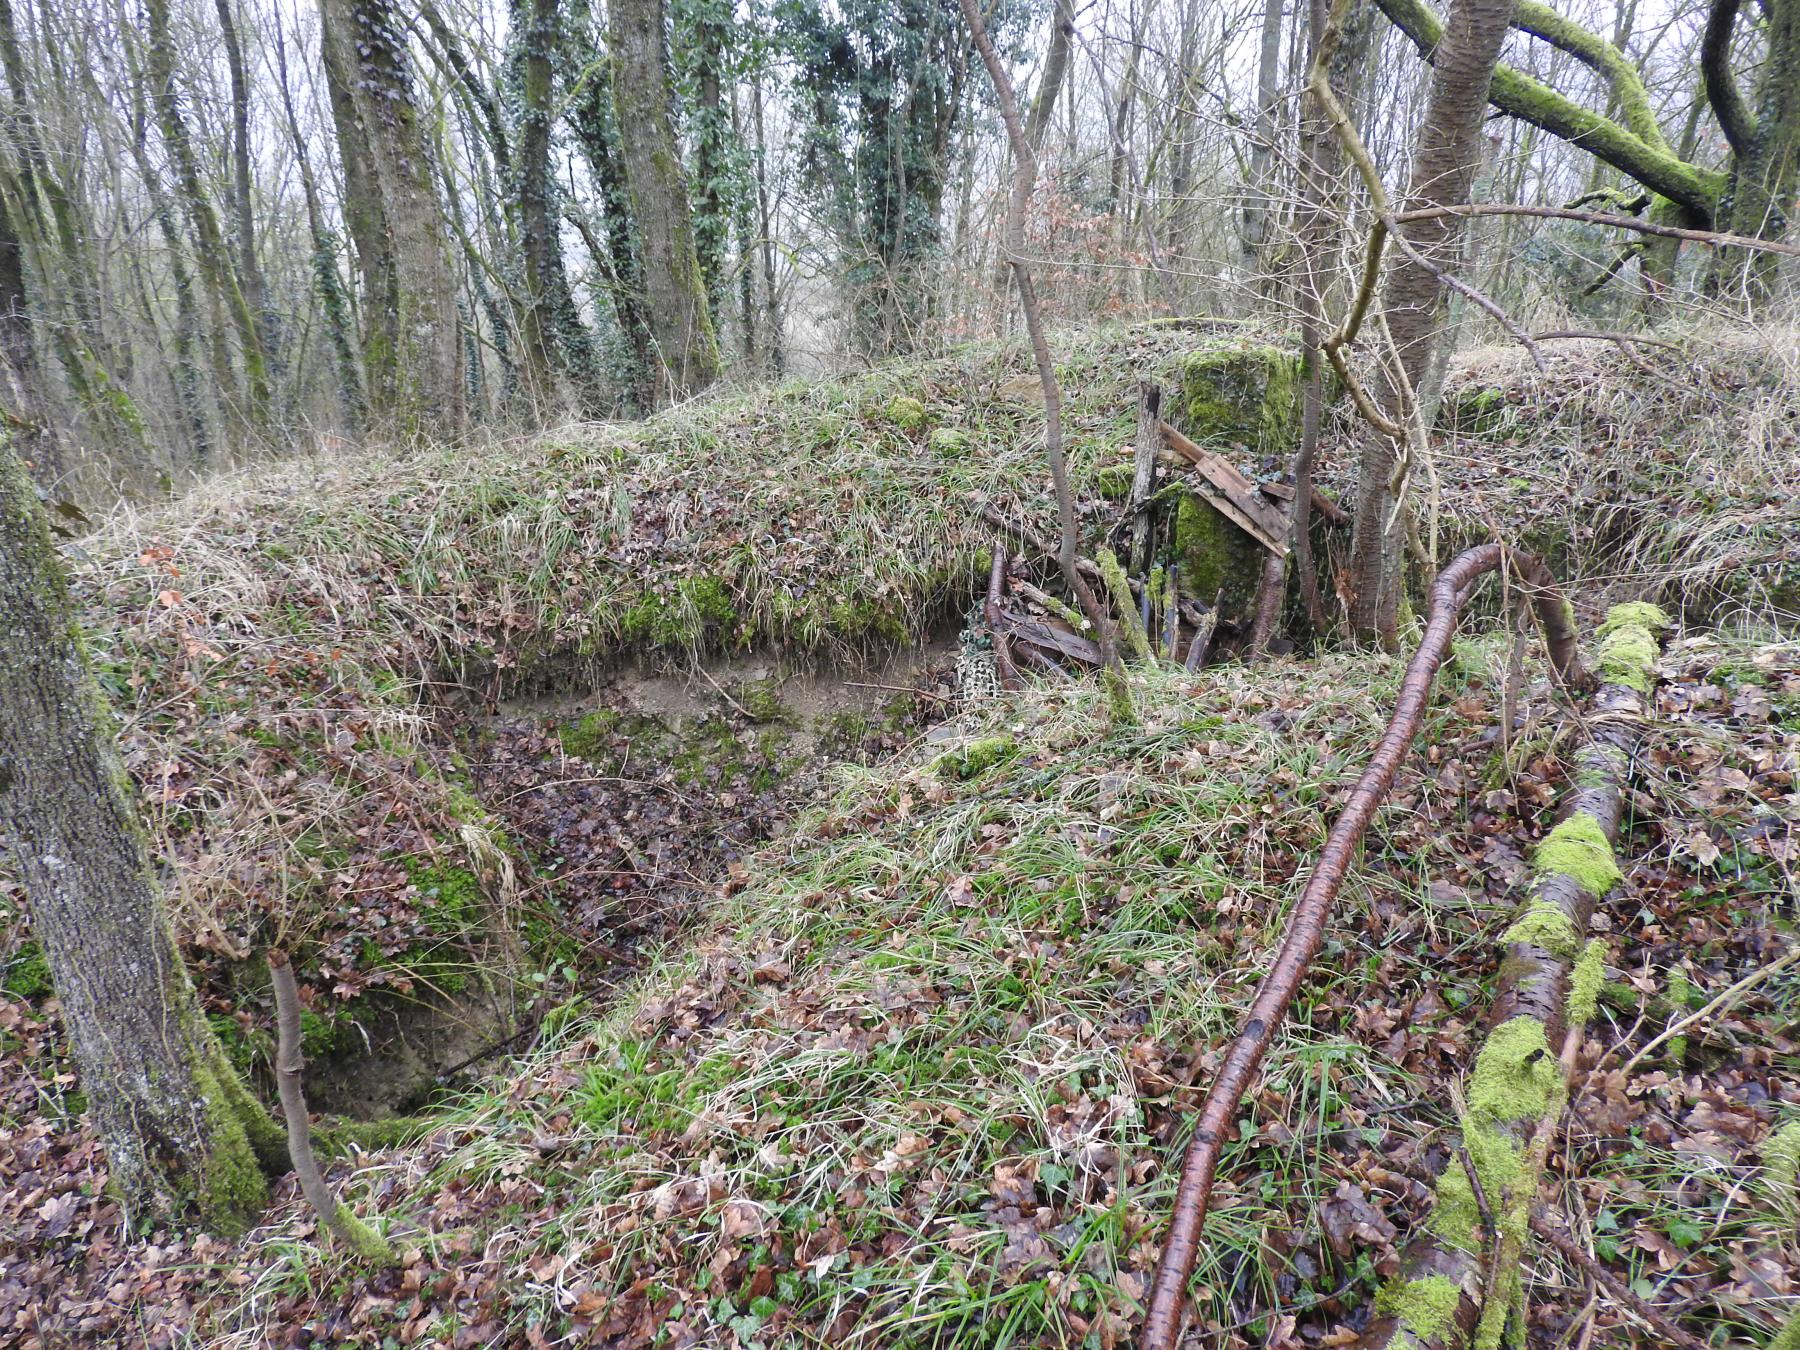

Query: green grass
left=302, top=658, right=1442, bottom=1346
left=64, top=324, right=1229, bottom=975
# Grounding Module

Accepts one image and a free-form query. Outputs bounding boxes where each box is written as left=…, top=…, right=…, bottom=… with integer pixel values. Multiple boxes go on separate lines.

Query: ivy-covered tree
left=608, top=0, right=720, bottom=398
left=317, top=0, right=467, bottom=436
left=508, top=0, right=601, bottom=410
left=781, top=0, right=970, bottom=355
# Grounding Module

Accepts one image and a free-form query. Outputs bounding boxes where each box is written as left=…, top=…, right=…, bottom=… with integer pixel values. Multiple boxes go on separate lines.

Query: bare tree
left=1346, top=0, right=1514, bottom=646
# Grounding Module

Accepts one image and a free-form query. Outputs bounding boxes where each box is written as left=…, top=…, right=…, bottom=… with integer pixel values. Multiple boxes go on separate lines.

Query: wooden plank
left=1157, top=421, right=1291, bottom=554
left=1126, top=383, right=1162, bottom=575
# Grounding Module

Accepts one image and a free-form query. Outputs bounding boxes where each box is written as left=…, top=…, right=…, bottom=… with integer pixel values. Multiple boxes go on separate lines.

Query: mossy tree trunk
left=1348, top=0, right=1512, bottom=648
left=317, top=0, right=467, bottom=438
left=0, top=189, right=65, bottom=485
left=510, top=0, right=599, bottom=413
left=563, top=3, right=658, bottom=407
left=0, top=441, right=285, bottom=1233
left=144, top=0, right=270, bottom=435
left=1354, top=604, right=1669, bottom=1350
left=1705, top=0, right=1800, bottom=298
left=608, top=0, right=720, bottom=400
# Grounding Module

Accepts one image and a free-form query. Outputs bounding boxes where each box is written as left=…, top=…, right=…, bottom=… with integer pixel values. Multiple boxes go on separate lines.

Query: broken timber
left=1158, top=420, right=1291, bottom=556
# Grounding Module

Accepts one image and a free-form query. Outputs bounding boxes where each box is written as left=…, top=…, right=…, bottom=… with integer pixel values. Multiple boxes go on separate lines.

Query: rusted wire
left=1138, top=544, right=1589, bottom=1349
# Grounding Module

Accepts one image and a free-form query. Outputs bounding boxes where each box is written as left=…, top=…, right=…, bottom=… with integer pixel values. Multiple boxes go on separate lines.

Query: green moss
left=1593, top=603, right=1669, bottom=693
left=1533, top=812, right=1622, bottom=898
left=934, top=736, right=1017, bottom=781
left=191, top=1052, right=271, bottom=1235
left=1500, top=901, right=1580, bottom=960
left=1096, top=547, right=1152, bottom=662
left=1771, top=1310, right=1800, bottom=1350
left=406, top=859, right=484, bottom=934
left=1375, top=1274, right=1463, bottom=1341
left=1468, top=1017, right=1560, bottom=1123
left=1179, top=342, right=1301, bottom=452
left=1093, top=462, right=1137, bottom=500
left=885, top=395, right=927, bottom=430
left=1596, top=625, right=1660, bottom=691
left=1443, top=384, right=1507, bottom=434
left=739, top=679, right=788, bottom=724
left=826, top=595, right=910, bottom=646
left=1595, top=601, right=1672, bottom=638
left=1431, top=1017, right=1561, bottom=1257
left=1, top=941, right=51, bottom=999
left=927, top=427, right=969, bottom=455
left=1173, top=495, right=1266, bottom=616
left=1566, top=939, right=1608, bottom=1027
left=1766, top=1120, right=1800, bottom=1204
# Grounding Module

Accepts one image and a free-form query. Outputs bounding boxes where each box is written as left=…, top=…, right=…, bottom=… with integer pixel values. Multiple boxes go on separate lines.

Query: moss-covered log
left=0, top=441, right=285, bottom=1233
left=1354, top=603, right=1672, bottom=1350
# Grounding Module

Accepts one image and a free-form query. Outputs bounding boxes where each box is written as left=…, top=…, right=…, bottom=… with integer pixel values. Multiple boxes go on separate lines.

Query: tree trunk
left=0, top=443, right=285, bottom=1233
left=274, top=16, right=364, bottom=433
left=1348, top=0, right=1513, bottom=647
left=0, top=189, right=65, bottom=485
left=212, top=0, right=278, bottom=371
left=1707, top=0, right=1800, bottom=298
left=512, top=0, right=598, bottom=412
left=317, top=0, right=467, bottom=437
left=749, top=70, right=784, bottom=376
left=1242, top=0, right=1286, bottom=287
left=563, top=9, right=657, bottom=406
left=144, top=0, right=269, bottom=433
left=608, top=0, right=720, bottom=399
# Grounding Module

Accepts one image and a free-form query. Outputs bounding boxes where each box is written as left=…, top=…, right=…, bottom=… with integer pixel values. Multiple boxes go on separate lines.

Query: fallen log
left=1137, top=545, right=1591, bottom=1350
left=1352, top=601, right=1670, bottom=1350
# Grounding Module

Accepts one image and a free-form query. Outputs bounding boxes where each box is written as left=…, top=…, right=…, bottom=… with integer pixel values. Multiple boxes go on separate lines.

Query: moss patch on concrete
left=1179, top=342, right=1302, bottom=453
left=1174, top=495, right=1267, bottom=616
left=1533, top=812, right=1622, bottom=898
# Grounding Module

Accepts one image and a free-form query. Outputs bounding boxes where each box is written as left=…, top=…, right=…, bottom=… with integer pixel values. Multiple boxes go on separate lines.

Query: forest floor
left=1, top=322, right=1796, bottom=1347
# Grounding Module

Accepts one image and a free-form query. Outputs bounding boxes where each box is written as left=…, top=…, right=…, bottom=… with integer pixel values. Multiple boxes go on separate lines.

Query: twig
left=957, top=0, right=1119, bottom=676
left=1615, top=943, right=1800, bottom=1078
left=844, top=681, right=952, bottom=702
left=1529, top=1210, right=1710, bottom=1350
left=267, top=950, right=398, bottom=1264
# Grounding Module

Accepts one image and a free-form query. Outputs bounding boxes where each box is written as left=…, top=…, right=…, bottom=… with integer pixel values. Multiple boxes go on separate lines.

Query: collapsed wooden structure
left=978, top=377, right=1348, bottom=680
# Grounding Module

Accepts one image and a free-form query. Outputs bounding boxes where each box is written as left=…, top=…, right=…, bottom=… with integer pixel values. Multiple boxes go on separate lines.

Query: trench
left=297, top=628, right=968, bottom=1119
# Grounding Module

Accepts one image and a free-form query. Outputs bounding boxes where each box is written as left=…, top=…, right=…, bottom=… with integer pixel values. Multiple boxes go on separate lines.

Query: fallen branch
left=1137, top=545, right=1589, bottom=1350
left=1529, top=1209, right=1709, bottom=1350
left=268, top=950, right=398, bottom=1264
left=1351, top=602, right=1669, bottom=1350
left=1389, top=203, right=1800, bottom=256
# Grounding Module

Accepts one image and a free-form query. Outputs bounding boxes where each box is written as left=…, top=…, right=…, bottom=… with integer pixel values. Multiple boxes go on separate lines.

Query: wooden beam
left=1157, top=421, right=1290, bottom=555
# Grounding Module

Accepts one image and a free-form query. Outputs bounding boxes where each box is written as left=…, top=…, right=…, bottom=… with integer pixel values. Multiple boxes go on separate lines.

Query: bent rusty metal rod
left=1138, top=543, right=1590, bottom=1350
